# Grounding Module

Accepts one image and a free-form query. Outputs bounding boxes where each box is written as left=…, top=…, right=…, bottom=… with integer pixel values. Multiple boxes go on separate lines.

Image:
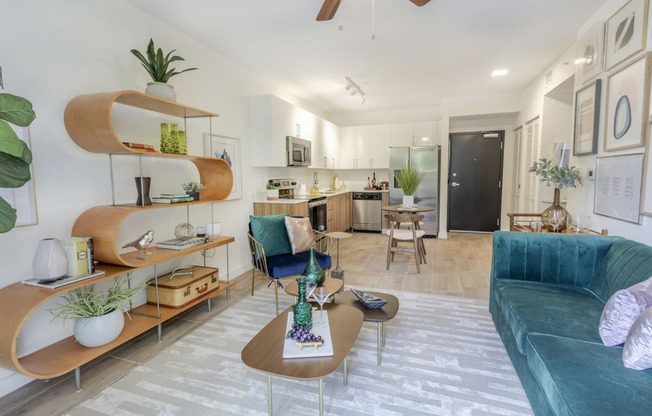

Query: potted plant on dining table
left=395, top=166, right=424, bottom=208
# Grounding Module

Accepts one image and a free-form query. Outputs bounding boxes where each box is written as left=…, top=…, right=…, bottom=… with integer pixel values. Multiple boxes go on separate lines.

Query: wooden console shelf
left=0, top=236, right=235, bottom=380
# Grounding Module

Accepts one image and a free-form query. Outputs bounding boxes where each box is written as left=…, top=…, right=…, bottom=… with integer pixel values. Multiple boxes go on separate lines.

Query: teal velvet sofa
left=489, top=231, right=652, bottom=416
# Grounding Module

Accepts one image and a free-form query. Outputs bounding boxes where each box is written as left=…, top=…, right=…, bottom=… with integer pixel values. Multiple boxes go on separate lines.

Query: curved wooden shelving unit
left=0, top=236, right=234, bottom=379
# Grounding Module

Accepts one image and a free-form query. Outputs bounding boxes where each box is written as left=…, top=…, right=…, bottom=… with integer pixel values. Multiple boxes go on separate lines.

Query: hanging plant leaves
left=0, top=93, right=36, bottom=127
left=0, top=197, right=17, bottom=234
left=0, top=120, right=32, bottom=163
left=0, top=151, right=30, bottom=188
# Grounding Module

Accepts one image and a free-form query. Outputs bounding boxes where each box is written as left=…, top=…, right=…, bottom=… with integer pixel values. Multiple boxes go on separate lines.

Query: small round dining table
left=382, top=204, right=435, bottom=213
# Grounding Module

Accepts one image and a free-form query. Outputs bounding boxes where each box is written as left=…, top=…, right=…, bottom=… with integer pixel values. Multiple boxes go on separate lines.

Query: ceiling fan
left=317, top=0, right=431, bottom=21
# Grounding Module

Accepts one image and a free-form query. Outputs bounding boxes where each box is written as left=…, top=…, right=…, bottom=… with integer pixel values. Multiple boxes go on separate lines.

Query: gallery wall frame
left=0, top=126, right=38, bottom=227
left=604, top=52, right=651, bottom=152
left=641, top=119, right=652, bottom=215
left=594, top=153, right=643, bottom=223
left=575, top=22, right=605, bottom=85
left=573, top=79, right=601, bottom=156
left=203, top=133, right=241, bottom=200
left=604, top=0, right=648, bottom=70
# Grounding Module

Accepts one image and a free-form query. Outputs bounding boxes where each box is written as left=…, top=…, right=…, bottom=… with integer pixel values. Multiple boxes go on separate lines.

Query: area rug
left=66, top=288, right=533, bottom=416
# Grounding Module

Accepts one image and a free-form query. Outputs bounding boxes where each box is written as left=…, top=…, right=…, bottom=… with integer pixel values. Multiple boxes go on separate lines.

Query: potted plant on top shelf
left=182, top=181, right=204, bottom=201
left=266, top=180, right=279, bottom=200
left=130, top=38, right=198, bottom=102
left=530, top=158, right=582, bottom=232
left=0, top=66, right=36, bottom=233
left=49, top=275, right=145, bottom=348
left=395, top=166, right=424, bottom=208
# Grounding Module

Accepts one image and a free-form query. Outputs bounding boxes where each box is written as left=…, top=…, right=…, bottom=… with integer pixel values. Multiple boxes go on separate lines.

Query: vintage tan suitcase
left=147, top=266, right=219, bottom=308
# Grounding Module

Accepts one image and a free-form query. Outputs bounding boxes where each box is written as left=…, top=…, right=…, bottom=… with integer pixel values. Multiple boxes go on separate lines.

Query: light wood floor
left=0, top=232, right=493, bottom=416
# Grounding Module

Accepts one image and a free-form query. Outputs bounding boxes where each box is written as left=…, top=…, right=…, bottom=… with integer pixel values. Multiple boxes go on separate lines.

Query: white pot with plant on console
left=266, top=181, right=279, bottom=200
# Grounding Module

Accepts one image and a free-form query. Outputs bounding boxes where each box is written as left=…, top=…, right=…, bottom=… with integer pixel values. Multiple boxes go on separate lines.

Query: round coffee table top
left=335, top=290, right=399, bottom=322
left=284, top=278, right=344, bottom=297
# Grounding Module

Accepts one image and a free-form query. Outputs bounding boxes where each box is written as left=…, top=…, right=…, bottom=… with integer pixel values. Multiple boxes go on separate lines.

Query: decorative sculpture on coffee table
left=302, top=248, right=325, bottom=285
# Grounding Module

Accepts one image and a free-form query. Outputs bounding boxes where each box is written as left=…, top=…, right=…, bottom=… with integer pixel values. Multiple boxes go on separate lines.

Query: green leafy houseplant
left=395, top=166, right=424, bottom=196
left=49, top=275, right=144, bottom=321
left=0, top=66, right=36, bottom=233
left=182, top=181, right=205, bottom=192
left=130, top=38, right=198, bottom=83
left=529, top=158, right=582, bottom=189
left=266, top=180, right=277, bottom=190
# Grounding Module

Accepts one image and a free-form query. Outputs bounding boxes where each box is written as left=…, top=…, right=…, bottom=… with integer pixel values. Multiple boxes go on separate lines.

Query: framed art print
left=594, top=153, right=643, bottom=223
left=203, top=133, right=242, bottom=200
left=573, top=79, right=601, bottom=156
left=575, top=22, right=605, bottom=85
left=604, top=53, right=651, bottom=151
left=605, top=0, right=648, bottom=70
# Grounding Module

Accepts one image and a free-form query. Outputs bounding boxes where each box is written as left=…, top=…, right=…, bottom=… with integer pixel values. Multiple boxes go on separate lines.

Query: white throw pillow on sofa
left=623, top=307, right=652, bottom=370
left=599, top=277, right=652, bottom=346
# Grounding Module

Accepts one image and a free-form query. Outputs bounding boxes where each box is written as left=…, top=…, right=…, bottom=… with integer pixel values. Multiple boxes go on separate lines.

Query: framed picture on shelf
left=0, top=126, right=38, bottom=227
left=575, top=22, right=605, bottom=85
left=573, top=79, right=602, bottom=156
left=594, top=153, right=643, bottom=223
left=604, top=0, right=648, bottom=70
left=203, top=133, right=242, bottom=200
left=604, top=53, right=651, bottom=151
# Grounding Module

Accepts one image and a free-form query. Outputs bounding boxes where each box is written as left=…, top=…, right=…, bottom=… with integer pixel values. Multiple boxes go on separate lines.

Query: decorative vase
left=177, top=130, right=187, bottom=155
left=186, top=191, right=200, bottom=201
left=135, top=176, right=152, bottom=206
left=73, top=308, right=125, bottom=348
left=160, top=123, right=178, bottom=154
left=32, top=238, right=68, bottom=282
left=293, top=276, right=313, bottom=329
left=267, top=189, right=279, bottom=200
left=302, top=247, right=325, bottom=286
left=145, top=82, right=177, bottom=102
left=206, top=222, right=222, bottom=239
left=542, top=188, right=568, bottom=232
left=403, top=195, right=414, bottom=208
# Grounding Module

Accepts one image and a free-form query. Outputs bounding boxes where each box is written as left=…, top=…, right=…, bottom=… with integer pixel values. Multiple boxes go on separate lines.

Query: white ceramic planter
left=402, top=195, right=415, bottom=208
left=145, top=82, right=177, bottom=102
left=267, top=189, right=279, bottom=200
left=73, top=309, right=125, bottom=348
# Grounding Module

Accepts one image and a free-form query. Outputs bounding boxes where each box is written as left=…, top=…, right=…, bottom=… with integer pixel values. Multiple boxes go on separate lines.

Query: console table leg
left=343, top=356, right=348, bottom=385
left=157, top=323, right=162, bottom=343
left=267, top=374, right=273, bottom=416
left=74, top=367, right=81, bottom=391
left=377, top=322, right=382, bottom=365
left=319, top=378, right=324, bottom=416
left=207, top=297, right=212, bottom=312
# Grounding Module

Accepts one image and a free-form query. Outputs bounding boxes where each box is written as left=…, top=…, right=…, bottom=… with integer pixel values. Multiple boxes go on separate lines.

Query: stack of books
left=152, top=193, right=194, bottom=204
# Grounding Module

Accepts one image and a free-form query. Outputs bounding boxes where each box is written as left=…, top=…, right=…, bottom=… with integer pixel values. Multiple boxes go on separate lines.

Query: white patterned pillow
left=284, top=216, right=315, bottom=254
left=623, top=307, right=652, bottom=370
left=599, top=277, right=652, bottom=346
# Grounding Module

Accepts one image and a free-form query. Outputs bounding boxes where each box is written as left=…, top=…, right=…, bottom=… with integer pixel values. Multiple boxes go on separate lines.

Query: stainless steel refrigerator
left=389, top=146, right=440, bottom=237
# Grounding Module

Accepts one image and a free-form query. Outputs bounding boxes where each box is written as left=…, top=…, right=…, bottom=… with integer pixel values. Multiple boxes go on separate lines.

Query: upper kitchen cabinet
left=340, top=125, right=389, bottom=169
left=390, top=121, right=439, bottom=147
left=249, top=95, right=320, bottom=167
left=312, top=119, right=340, bottom=169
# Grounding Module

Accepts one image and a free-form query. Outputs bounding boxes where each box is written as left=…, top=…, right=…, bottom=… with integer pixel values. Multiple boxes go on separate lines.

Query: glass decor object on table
left=312, top=287, right=332, bottom=326
left=302, top=247, right=325, bottom=286
left=160, top=122, right=178, bottom=154
left=293, top=276, right=313, bottom=329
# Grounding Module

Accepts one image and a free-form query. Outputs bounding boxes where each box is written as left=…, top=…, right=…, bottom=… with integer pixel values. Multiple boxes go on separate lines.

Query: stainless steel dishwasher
left=352, top=192, right=382, bottom=231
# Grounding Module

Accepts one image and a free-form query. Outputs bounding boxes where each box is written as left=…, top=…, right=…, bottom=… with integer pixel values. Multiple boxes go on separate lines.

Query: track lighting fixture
left=344, top=76, right=365, bottom=104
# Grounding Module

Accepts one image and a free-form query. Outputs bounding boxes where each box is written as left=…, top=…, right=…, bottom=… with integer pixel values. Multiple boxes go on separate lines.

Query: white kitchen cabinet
left=312, top=119, right=339, bottom=169
left=340, top=125, right=389, bottom=169
left=249, top=95, right=320, bottom=167
left=390, top=121, right=439, bottom=147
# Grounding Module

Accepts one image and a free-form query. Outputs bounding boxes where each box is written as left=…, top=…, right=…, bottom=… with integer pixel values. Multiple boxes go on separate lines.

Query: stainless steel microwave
left=286, top=136, right=311, bottom=167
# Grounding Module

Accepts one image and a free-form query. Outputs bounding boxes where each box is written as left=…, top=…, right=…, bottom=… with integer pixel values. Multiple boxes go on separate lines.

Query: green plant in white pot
left=0, top=67, right=36, bottom=233
left=395, top=166, right=424, bottom=208
left=49, top=275, right=145, bottom=348
left=266, top=180, right=279, bottom=200
left=131, top=38, right=198, bottom=102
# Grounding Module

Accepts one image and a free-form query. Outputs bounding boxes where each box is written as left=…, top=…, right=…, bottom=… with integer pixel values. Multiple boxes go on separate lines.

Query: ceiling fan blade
left=410, top=0, right=431, bottom=6
left=316, top=0, right=341, bottom=21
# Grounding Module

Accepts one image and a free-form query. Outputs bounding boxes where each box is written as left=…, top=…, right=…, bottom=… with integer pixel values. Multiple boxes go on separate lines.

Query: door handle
left=451, top=182, right=460, bottom=187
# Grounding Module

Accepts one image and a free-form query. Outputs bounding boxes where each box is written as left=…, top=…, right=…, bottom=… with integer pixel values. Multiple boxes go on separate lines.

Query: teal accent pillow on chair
left=249, top=214, right=293, bottom=257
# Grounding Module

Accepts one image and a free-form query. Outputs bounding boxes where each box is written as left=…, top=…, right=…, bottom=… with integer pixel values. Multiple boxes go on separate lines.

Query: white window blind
left=522, top=117, right=541, bottom=212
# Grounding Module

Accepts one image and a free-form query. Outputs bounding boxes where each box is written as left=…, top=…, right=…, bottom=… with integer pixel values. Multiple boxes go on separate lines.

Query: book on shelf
left=60, top=237, right=89, bottom=277
left=159, top=193, right=191, bottom=198
left=152, top=196, right=194, bottom=204
left=156, top=237, right=208, bottom=250
left=122, top=141, right=155, bottom=150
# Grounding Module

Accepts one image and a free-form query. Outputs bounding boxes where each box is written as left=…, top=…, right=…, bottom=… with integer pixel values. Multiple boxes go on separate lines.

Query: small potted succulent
left=130, top=38, right=198, bottom=102
left=182, top=181, right=204, bottom=201
left=49, top=275, right=145, bottom=348
left=395, top=166, right=424, bottom=208
left=266, top=180, right=279, bottom=200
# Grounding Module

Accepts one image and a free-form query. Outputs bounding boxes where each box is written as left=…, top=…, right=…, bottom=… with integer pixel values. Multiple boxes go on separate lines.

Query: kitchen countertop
left=253, top=189, right=388, bottom=204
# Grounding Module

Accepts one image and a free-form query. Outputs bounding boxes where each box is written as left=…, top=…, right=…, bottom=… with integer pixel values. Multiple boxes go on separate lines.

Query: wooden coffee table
left=335, top=290, right=399, bottom=365
left=241, top=303, right=363, bottom=415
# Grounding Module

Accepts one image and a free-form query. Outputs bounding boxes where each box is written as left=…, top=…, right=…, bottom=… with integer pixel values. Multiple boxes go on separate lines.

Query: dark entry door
left=448, top=131, right=504, bottom=232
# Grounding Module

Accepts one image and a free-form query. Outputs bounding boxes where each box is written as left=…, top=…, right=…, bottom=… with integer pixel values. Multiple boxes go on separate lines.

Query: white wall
left=0, top=0, right=316, bottom=395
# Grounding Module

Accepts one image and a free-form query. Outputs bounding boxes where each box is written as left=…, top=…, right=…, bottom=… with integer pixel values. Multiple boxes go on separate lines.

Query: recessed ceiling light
left=492, top=69, right=509, bottom=77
